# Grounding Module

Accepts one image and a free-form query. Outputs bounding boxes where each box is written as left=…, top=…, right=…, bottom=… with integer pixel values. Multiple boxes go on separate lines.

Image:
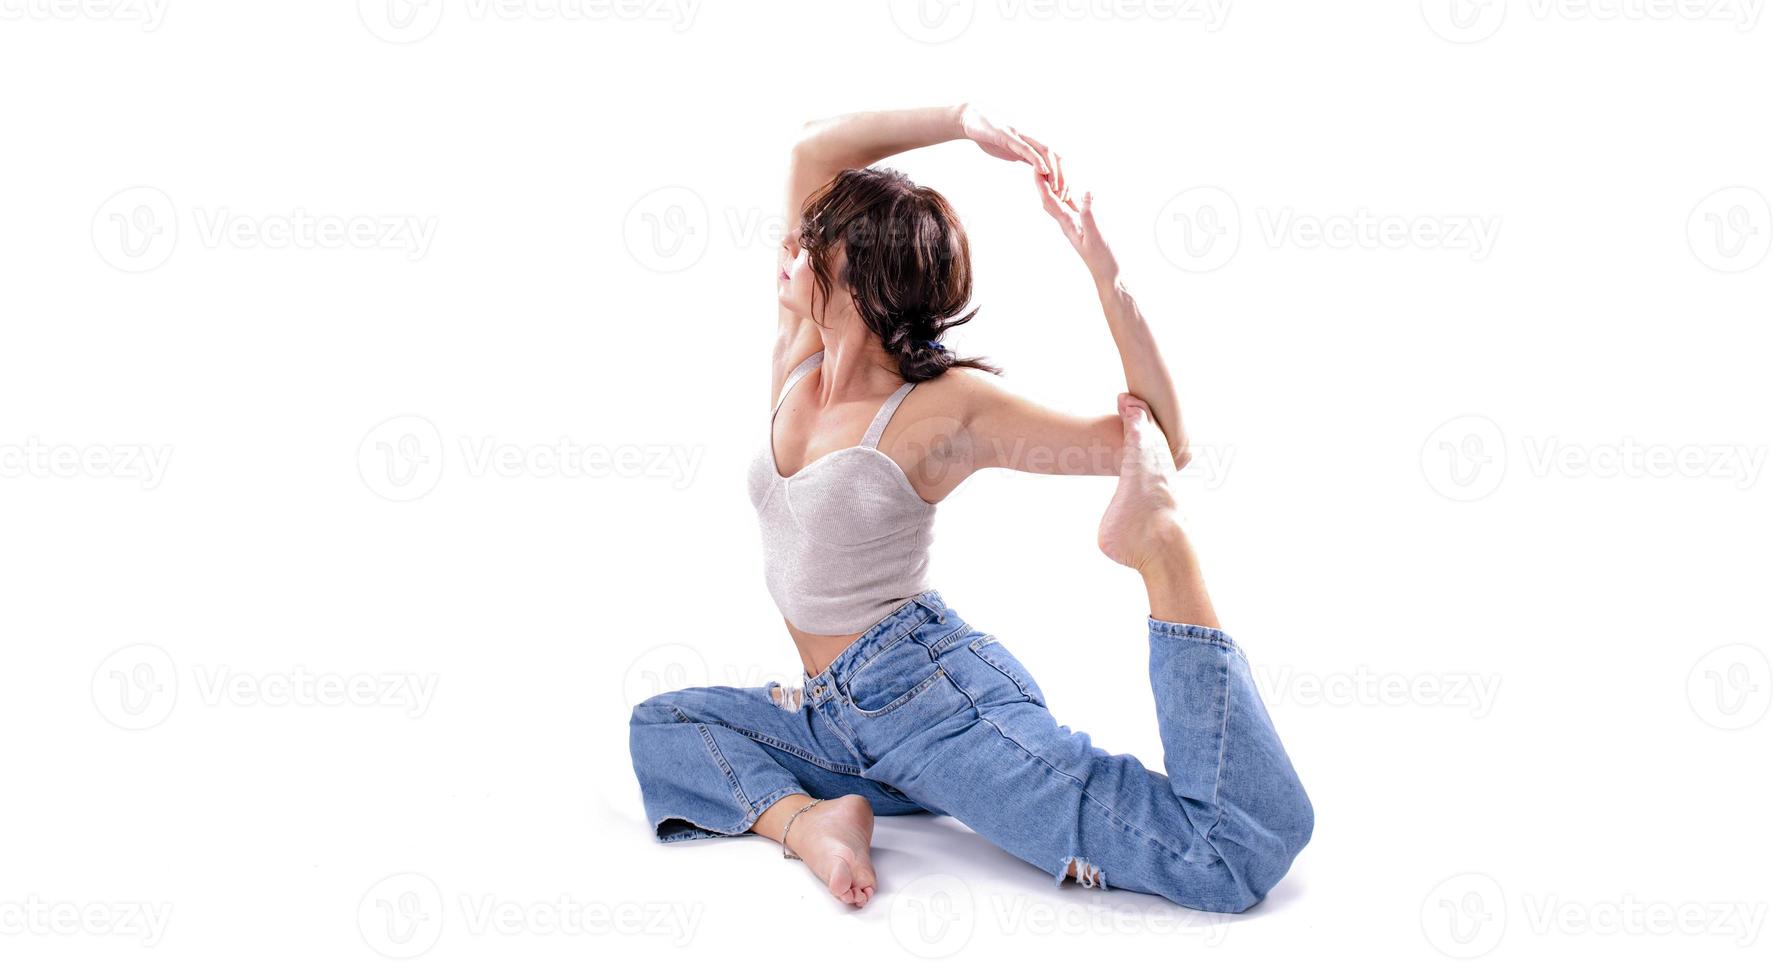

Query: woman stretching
left=629, top=103, right=1313, bottom=913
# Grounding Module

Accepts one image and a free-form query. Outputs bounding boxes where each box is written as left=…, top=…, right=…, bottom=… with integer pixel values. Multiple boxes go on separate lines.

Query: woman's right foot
left=1098, top=393, right=1187, bottom=572
left=784, top=795, right=878, bottom=908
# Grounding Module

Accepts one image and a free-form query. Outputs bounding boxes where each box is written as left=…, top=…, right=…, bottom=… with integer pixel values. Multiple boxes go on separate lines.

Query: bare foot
left=785, top=795, right=878, bottom=908
left=1098, top=393, right=1186, bottom=573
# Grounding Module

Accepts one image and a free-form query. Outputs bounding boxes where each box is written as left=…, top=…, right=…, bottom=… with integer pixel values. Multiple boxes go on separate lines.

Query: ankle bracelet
left=780, top=798, right=822, bottom=860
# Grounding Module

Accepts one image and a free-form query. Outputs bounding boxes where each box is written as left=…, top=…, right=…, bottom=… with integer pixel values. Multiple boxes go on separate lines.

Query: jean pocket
left=845, top=643, right=947, bottom=716
left=965, top=634, right=1046, bottom=708
left=848, top=665, right=951, bottom=718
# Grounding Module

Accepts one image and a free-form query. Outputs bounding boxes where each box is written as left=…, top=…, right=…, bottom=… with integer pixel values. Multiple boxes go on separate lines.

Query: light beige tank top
left=746, top=350, right=936, bottom=635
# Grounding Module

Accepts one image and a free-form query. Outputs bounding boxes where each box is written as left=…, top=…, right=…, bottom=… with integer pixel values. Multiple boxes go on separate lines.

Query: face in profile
left=777, top=225, right=823, bottom=320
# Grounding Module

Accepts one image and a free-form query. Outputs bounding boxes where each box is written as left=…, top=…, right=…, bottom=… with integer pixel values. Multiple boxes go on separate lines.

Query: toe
left=827, top=860, right=853, bottom=901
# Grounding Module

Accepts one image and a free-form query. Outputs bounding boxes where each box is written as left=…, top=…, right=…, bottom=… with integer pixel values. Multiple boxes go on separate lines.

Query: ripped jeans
left=627, top=589, right=1314, bottom=913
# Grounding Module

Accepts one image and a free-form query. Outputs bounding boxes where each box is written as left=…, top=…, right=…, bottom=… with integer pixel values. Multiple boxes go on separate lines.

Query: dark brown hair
left=796, top=166, right=1002, bottom=382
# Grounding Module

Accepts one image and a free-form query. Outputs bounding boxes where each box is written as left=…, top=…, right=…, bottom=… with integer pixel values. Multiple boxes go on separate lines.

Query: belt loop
left=910, top=590, right=946, bottom=623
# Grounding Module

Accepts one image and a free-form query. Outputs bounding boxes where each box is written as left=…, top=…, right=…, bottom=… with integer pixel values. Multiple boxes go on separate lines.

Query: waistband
left=799, top=589, right=950, bottom=706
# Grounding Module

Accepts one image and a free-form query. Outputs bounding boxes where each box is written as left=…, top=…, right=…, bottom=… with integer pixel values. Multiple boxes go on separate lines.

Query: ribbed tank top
left=746, top=350, right=937, bottom=635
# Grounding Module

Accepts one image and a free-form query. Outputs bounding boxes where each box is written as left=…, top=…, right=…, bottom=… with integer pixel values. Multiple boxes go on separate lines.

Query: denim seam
left=740, top=785, right=804, bottom=833
left=847, top=666, right=947, bottom=719
left=929, top=624, right=973, bottom=655
left=1147, top=619, right=1241, bottom=652
left=668, top=704, right=755, bottom=814
left=966, top=635, right=1042, bottom=704
left=1199, top=656, right=1233, bottom=848
left=725, top=724, right=866, bottom=776
left=816, top=705, right=866, bottom=765
left=965, top=710, right=1194, bottom=865
left=843, top=607, right=935, bottom=686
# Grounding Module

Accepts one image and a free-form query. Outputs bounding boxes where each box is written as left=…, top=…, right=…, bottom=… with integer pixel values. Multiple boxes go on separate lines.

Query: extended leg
left=873, top=395, right=1311, bottom=912
left=1092, top=392, right=1313, bottom=901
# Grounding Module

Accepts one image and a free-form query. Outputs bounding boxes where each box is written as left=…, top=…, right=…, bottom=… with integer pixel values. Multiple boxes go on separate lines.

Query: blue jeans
left=627, top=589, right=1313, bottom=913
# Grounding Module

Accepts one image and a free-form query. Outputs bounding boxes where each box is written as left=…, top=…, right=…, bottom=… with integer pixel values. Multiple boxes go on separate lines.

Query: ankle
left=1131, top=518, right=1192, bottom=580
left=1136, top=525, right=1220, bottom=628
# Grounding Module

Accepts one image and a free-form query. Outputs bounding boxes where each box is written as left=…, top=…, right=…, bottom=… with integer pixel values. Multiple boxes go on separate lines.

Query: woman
left=628, top=103, right=1313, bottom=913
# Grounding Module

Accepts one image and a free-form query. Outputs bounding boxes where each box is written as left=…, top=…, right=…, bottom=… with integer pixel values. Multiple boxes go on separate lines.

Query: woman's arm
left=1037, top=171, right=1189, bottom=469
left=962, top=167, right=1191, bottom=475
left=775, top=106, right=968, bottom=389
left=773, top=104, right=1053, bottom=400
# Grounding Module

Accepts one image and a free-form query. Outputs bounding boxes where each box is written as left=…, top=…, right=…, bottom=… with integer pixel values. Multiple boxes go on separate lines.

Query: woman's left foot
left=784, top=795, right=878, bottom=908
left=1098, top=393, right=1186, bottom=572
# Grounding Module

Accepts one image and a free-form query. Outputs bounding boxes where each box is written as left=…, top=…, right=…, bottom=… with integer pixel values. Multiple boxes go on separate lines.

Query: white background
left=2, top=0, right=1769, bottom=973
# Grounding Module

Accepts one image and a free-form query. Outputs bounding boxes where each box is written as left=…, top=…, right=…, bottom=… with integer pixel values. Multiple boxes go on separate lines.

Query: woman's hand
left=1033, top=159, right=1119, bottom=284
left=958, top=103, right=1050, bottom=174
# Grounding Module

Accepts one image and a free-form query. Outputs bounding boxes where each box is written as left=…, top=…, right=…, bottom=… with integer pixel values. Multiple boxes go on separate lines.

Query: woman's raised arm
left=773, top=104, right=1053, bottom=395
left=1032, top=167, right=1190, bottom=470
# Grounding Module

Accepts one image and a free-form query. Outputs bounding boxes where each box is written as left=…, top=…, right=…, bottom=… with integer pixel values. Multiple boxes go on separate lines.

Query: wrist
left=1092, top=266, right=1126, bottom=295
left=950, top=101, right=970, bottom=140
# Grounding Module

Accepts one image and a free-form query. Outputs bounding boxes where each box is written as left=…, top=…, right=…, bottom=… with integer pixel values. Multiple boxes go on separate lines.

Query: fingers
left=1021, top=134, right=1065, bottom=200
left=1033, top=169, right=1083, bottom=243
left=1033, top=166, right=1068, bottom=220
left=1007, top=131, right=1048, bottom=174
left=1020, top=133, right=1055, bottom=182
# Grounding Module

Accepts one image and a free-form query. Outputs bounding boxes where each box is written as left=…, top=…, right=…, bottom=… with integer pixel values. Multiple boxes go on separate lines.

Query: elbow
left=791, top=119, right=830, bottom=162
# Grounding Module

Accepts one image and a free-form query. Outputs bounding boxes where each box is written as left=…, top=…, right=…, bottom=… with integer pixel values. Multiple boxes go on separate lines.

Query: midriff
left=786, top=617, right=868, bottom=679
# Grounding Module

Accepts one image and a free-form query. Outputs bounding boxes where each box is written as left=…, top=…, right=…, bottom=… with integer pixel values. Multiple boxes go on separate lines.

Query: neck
left=813, top=321, right=901, bottom=402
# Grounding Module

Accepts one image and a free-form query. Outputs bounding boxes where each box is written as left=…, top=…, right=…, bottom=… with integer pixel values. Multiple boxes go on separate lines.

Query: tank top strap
left=772, top=350, right=824, bottom=419
left=861, top=381, right=917, bottom=450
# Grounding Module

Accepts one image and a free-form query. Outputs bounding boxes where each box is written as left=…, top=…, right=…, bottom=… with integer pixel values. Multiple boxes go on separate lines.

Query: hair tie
left=924, top=338, right=945, bottom=352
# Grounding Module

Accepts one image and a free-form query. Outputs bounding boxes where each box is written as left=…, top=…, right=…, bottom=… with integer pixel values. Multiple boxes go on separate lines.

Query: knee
left=629, top=690, right=685, bottom=728
left=1235, top=786, right=1315, bottom=910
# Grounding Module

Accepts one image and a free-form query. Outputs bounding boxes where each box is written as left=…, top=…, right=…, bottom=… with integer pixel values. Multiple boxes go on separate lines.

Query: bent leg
left=1145, top=617, right=1313, bottom=907
left=628, top=682, right=924, bottom=842
left=874, top=392, right=1311, bottom=911
left=869, top=623, right=1309, bottom=913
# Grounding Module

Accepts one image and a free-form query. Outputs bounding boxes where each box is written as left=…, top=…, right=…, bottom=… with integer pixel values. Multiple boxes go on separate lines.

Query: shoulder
left=911, top=363, right=1012, bottom=423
